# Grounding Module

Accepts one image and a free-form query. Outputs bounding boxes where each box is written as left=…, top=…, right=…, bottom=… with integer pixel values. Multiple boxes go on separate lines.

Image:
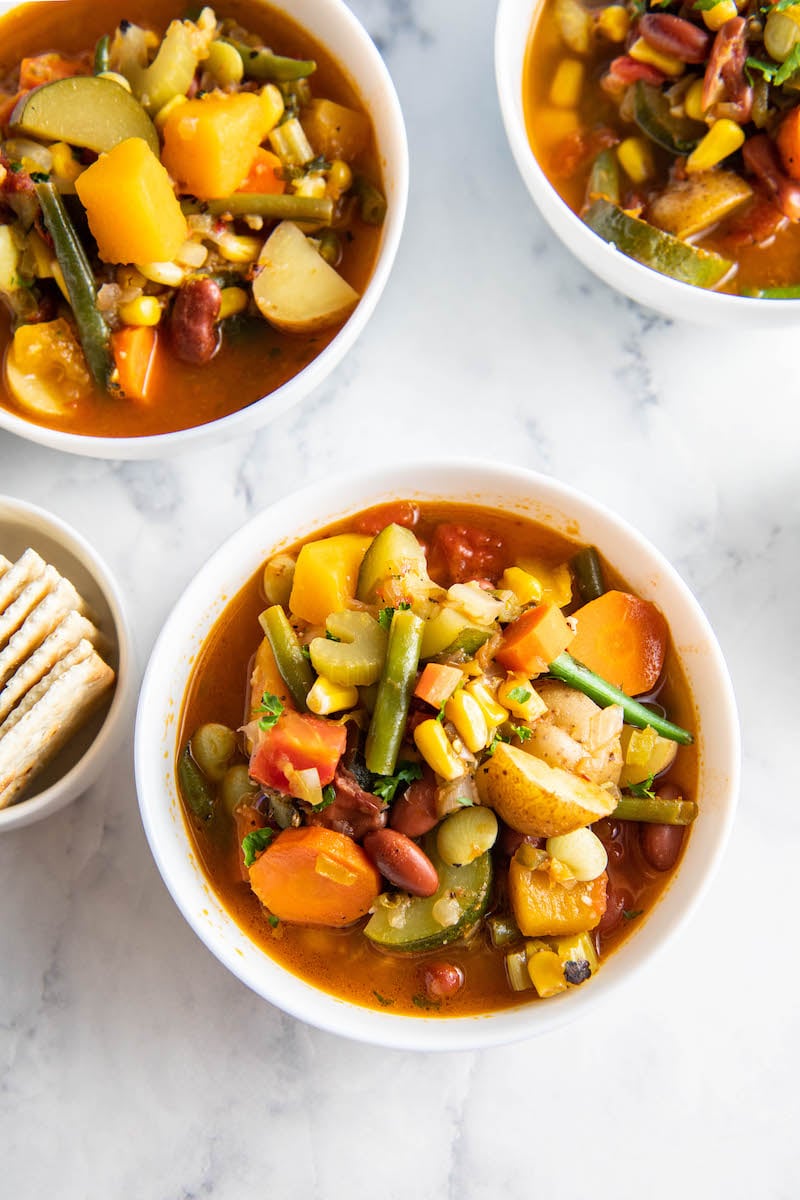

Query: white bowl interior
left=0, top=0, right=409, bottom=458
left=135, top=461, right=739, bottom=1051
left=0, top=496, right=134, bottom=831
left=494, top=0, right=800, bottom=326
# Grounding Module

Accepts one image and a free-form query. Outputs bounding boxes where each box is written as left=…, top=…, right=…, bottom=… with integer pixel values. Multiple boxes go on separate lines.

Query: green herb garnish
left=775, top=44, right=800, bottom=86
left=412, top=993, right=441, bottom=1011
left=623, top=908, right=644, bottom=921
left=257, top=691, right=284, bottom=731
left=627, top=774, right=656, bottom=800
left=372, top=761, right=423, bottom=804
left=372, top=990, right=395, bottom=1007
left=242, top=827, right=274, bottom=867
left=507, top=686, right=532, bottom=704
left=268, top=914, right=280, bottom=928
left=312, top=784, right=337, bottom=811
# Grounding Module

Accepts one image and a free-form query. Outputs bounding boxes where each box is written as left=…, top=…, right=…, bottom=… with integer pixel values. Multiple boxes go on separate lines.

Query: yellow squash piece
left=289, top=533, right=372, bottom=626
left=249, top=635, right=295, bottom=719
left=161, top=91, right=278, bottom=199
left=476, top=741, right=617, bottom=836
left=75, top=137, right=187, bottom=264
left=302, top=99, right=370, bottom=162
left=514, top=556, right=572, bottom=607
left=5, top=319, right=92, bottom=416
left=509, top=852, right=607, bottom=936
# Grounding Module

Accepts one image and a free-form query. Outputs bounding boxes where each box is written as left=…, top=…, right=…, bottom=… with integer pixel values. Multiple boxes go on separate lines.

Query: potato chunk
left=509, top=853, right=607, bottom=937
left=475, top=741, right=616, bottom=836
left=253, top=220, right=360, bottom=333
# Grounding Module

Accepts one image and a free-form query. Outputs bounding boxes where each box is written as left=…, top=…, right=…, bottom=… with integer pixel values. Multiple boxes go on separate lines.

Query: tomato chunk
left=250, top=711, right=347, bottom=793
left=428, top=523, right=505, bottom=585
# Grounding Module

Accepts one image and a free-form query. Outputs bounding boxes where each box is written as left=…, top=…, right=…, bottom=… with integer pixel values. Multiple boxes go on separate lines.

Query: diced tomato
left=237, top=147, right=285, bottom=195
left=352, top=501, right=420, bottom=535
left=19, top=53, right=89, bottom=90
left=250, top=711, right=347, bottom=793
left=427, top=523, right=506, bottom=586
left=550, top=127, right=618, bottom=179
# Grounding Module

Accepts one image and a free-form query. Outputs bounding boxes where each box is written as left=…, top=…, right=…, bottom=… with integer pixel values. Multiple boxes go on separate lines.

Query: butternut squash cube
left=75, top=137, right=187, bottom=264
left=161, top=92, right=277, bottom=199
left=509, top=853, right=607, bottom=936
left=289, top=534, right=372, bottom=626
left=302, top=99, right=369, bottom=162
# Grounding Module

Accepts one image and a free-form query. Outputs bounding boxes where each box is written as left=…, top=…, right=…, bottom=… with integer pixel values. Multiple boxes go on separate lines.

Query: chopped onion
left=432, top=892, right=461, bottom=928
left=587, top=703, right=624, bottom=752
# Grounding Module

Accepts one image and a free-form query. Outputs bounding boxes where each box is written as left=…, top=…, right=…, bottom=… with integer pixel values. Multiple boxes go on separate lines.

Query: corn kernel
left=216, top=232, right=262, bottom=262
left=97, top=70, right=132, bottom=92
left=328, top=158, right=352, bottom=198
left=50, top=141, right=82, bottom=182
left=292, top=172, right=327, bottom=199
left=617, top=136, right=655, bottom=184
left=307, top=675, right=359, bottom=715
left=117, top=266, right=147, bottom=290
left=154, top=94, right=187, bottom=132
left=138, top=260, right=185, bottom=287
left=499, top=567, right=542, bottom=606
left=218, top=286, right=249, bottom=320
left=684, top=78, right=706, bottom=122
left=702, top=0, right=737, bottom=31
left=629, top=36, right=683, bottom=77
left=686, top=118, right=745, bottom=173
left=413, top=719, right=464, bottom=781
left=175, top=239, right=208, bottom=269
left=526, top=947, right=568, bottom=998
left=259, top=83, right=285, bottom=133
left=550, top=58, right=585, bottom=108
left=539, top=107, right=581, bottom=149
left=497, top=675, right=547, bottom=722
left=596, top=4, right=630, bottom=42
left=444, top=690, right=490, bottom=754
left=119, top=295, right=162, bottom=326
left=464, top=680, right=509, bottom=729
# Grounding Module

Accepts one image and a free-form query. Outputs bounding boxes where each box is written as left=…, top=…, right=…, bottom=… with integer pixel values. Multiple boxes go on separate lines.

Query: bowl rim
left=135, top=459, right=740, bottom=1050
left=0, top=493, right=135, bottom=832
left=494, top=0, right=800, bottom=321
left=0, top=0, right=410, bottom=459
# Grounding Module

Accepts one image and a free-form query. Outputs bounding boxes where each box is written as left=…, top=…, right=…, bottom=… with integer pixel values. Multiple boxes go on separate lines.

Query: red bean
left=362, top=829, right=439, bottom=897
left=169, top=277, right=221, bottom=364
left=744, top=135, right=800, bottom=222
left=597, top=882, right=633, bottom=937
left=607, top=55, right=667, bottom=86
left=641, top=823, right=684, bottom=872
left=423, top=962, right=464, bottom=1001
left=639, top=14, right=710, bottom=64
left=389, top=777, right=438, bottom=838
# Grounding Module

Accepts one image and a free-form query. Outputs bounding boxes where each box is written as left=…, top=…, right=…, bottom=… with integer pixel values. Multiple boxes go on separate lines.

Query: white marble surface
left=1, top=1, right=798, bottom=1196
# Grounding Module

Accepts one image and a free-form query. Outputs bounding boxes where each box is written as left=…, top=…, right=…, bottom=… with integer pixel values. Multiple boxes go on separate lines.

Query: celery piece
left=259, top=605, right=314, bottom=711
left=613, top=796, right=698, bottom=824
left=365, top=608, right=424, bottom=775
left=309, top=611, right=388, bottom=687
left=126, top=20, right=202, bottom=115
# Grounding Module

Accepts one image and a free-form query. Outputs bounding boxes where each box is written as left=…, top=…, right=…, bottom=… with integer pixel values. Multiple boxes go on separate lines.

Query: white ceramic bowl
left=0, top=495, right=134, bottom=831
left=0, top=0, right=408, bottom=458
left=495, top=0, right=800, bottom=326
left=135, top=460, right=739, bottom=1050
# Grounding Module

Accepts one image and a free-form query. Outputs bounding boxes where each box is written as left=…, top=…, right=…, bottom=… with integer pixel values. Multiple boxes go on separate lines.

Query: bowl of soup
left=0, top=0, right=407, bottom=456
left=496, top=0, right=800, bottom=323
left=135, top=460, right=739, bottom=1050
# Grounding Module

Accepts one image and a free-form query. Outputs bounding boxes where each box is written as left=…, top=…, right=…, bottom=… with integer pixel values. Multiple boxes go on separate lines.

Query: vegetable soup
left=177, top=502, right=698, bottom=1017
left=0, top=0, right=384, bottom=436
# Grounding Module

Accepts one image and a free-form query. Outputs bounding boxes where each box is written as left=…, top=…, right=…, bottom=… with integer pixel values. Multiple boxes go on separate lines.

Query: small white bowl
left=135, top=460, right=740, bottom=1051
left=0, top=496, right=133, bottom=831
left=0, top=0, right=408, bottom=458
left=495, top=0, right=800, bottom=326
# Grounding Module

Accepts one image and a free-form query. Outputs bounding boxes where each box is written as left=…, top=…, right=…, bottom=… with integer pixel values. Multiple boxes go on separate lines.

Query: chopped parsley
left=325, top=629, right=341, bottom=642
left=312, top=784, right=337, bottom=811
left=750, top=44, right=800, bottom=86
left=507, top=686, right=531, bottom=704
left=257, top=691, right=284, bottom=731
left=627, top=775, right=656, bottom=800
left=457, top=795, right=474, bottom=807
left=765, top=0, right=800, bottom=11
left=242, top=826, right=274, bottom=867
left=511, top=724, right=533, bottom=743
left=775, top=44, right=800, bottom=86
left=372, top=990, right=395, bottom=1007
left=692, top=0, right=720, bottom=10
left=372, top=761, right=423, bottom=804
left=268, top=914, right=280, bottom=928
left=623, top=909, right=644, bottom=921
left=412, top=993, right=441, bottom=1011
left=377, top=601, right=411, bottom=630
left=29, top=170, right=50, bottom=183
left=745, top=56, right=778, bottom=83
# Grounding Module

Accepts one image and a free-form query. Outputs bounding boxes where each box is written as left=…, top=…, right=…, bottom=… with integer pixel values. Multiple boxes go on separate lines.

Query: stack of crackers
left=0, top=548, right=115, bottom=809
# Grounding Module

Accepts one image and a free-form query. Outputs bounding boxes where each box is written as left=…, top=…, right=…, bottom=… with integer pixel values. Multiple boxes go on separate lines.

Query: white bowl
left=0, top=495, right=134, bottom=831
left=135, top=460, right=739, bottom=1050
left=495, top=0, right=800, bottom=326
left=0, top=0, right=408, bottom=458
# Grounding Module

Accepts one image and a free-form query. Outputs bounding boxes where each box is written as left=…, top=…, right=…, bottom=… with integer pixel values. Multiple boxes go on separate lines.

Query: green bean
left=571, top=546, right=606, bottom=603
left=548, top=652, right=693, bottom=745
left=35, top=181, right=113, bottom=389
left=178, top=746, right=215, bottom=820
left=221, top=764, right=257, bottom=817
left=586, top=147, right=620, bottom=206
left=206, top=194, right=334, bottom=223
left=190, top=723, right=236, bottom=783
left=94, top=34, right=111, bottom=76
left=743, top=284, right=800, bottom=299
left=353, top=175, right=387, bottom=225
left=205, top=39, right=244, bottom=86
left=224, top=39, right=316, bottom=81
left=316, top=229, right=342, bottom=268
left=612, top=796, right=698, bottom=825
left=365, top=609, right=424, bottom=776
left=259, top=604, right=314, bottom=711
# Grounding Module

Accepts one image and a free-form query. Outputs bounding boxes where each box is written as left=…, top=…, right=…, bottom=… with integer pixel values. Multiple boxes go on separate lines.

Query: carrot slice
left=237, top=147, right=285, bottom=194
left=567, top=590, right=667, bottom=695
left=777, top=108, right=800, bottom=181
left=248, top=826, right=381, bottom=926
left=496, top=603, right=575, bottom=675
left=414, top=663, right=463, bottom=708
left=111, top=326, right=158, bottom=402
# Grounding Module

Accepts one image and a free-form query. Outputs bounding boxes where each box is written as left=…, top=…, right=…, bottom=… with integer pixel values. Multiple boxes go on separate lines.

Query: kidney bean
left=607, top=56, right=667, bottom=86
left=597, top=882, right=634, bottom=937
left=640, top=823, right=684, bottom=872
left=390, top=776, right=439, bottom=838
left=719, top=190, right=786, bottom=249
left=702, top=17, right=747, bottom=113
left=423, top=962, right=464, bottom=1001
left=169, top=277, right=221, bottom=365
left=363, top=829, right=439, bottom=897
left=743, top=135, right=800, bottom=221
left=639, top=14, right=710, bottom=64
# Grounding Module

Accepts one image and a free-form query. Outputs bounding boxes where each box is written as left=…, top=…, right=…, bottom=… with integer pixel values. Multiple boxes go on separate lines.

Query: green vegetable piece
left=356, top=524, right=429, bottom=604
left=189, top=722, right=236, bottom=782
left=206, top=194, right=334, bottom=223
left=365, top=608, right=424, bottom=776
left=571, top=546, right=606, bottom=603
left=94, top=34, right=111, bottom=75
left=586, top=148, right=620, bottom=206
left=242, top=826, right=274, bottom=867
left=178, top=745, right=215, bottom=820
left=486, top=912, right=523, bottom=949
left=364, top=835, right=492, bottom=952
left=613, top=796, right=698, bottom=824
left=353, top=175, right=387, bottom=225
left=435, top=627, right=493, bottom=660
left=633, top=82, right=705, bottom=155
left=259, top=605, right=315, bottom=711
left=257, top=691, right=284, bottom=730
left=584, top=199, right=733, bottom=289
left=224, top=38, right=316, bottom=82
left=309, top=610, right=388, bottom=686
left=548, top=652, right=694, bottom=745
left=125, top=18, right=202, bottom=114
left=744, top=283, right=800, bottom=298
left=11, top=76, right=159, bottom=155
left=35, top=181, right=113, bottom=389
left=372, top=761, right=423, bottom=804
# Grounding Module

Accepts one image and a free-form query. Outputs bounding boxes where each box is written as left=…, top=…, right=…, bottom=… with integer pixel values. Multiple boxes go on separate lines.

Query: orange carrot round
left=778, top=109, right=800, bottom=182
left=237, top=147, right=286, bottom=195
left=567, top=590, right=667, bottom=696
left=248, top=826, right=381, bottom=926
